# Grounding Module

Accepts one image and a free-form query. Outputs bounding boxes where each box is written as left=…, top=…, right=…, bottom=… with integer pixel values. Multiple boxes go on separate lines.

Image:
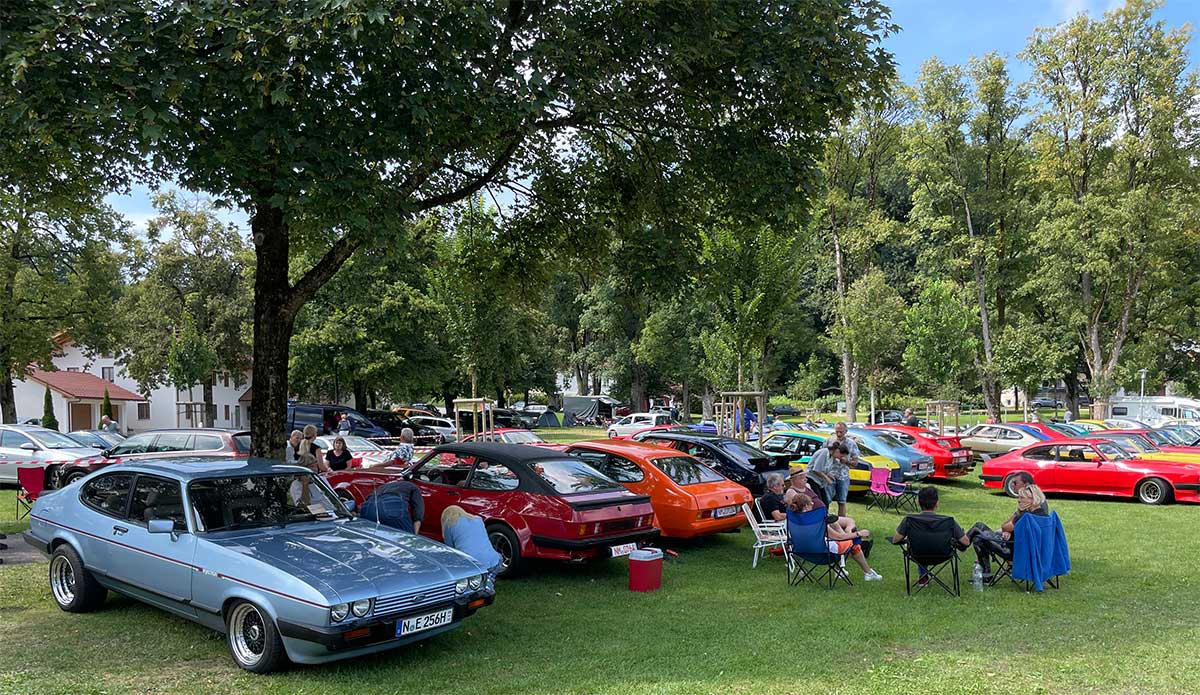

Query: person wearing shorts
left=808, top=440, right=852, bottom=517
left=787, top=493, right=881, bottom=581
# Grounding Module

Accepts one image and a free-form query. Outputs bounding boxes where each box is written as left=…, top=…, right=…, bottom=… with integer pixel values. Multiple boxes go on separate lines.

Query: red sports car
left=1010, top=422, right=1071, bottom=440
left=865, top=424, right=972, bottom=479
left=326, top=442, right=657, bottom=575
left=980, top=438, right=1200, bottom=505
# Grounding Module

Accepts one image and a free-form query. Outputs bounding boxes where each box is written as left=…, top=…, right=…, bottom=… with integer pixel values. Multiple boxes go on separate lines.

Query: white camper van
left=1108, top=396, right=1200, bottom=427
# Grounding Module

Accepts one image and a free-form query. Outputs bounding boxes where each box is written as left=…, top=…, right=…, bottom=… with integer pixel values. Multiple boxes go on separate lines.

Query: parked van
left=1108, top=396, right=1200, bottom=427
left=285, top=402, right=389, bottom=438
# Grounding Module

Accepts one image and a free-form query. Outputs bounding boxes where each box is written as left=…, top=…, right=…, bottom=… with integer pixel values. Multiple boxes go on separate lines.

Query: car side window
left=108, top=433, right=156, bottom=456
left=761, top=437, right=797, bottom=455
left=80, top=473, right=135, bottom=519
left=193, top=434, right=223, bottom=451
left=154, top=432, right=193, bottom=452
left=128, top=475, right=187, bottom=528
left=0, top=430, right=35, bottom=449
left=466, top=459, right=521, bottom=492
left=413, top=453, right=475, bottom=486
left=606, top=455, right=645, bottom=483
left=570, top=450, right=609, bottom=469
left=797, top=438, right=820, bottom=455
left=1026, top=446, right=1056, bottom=461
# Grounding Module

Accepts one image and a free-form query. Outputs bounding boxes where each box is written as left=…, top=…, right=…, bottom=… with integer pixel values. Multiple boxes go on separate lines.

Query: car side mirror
left=148, top=518, right=179, bottom=540
left=19, top=443, right=38, bottom=452
left=92, top=443, right=106, bottom=449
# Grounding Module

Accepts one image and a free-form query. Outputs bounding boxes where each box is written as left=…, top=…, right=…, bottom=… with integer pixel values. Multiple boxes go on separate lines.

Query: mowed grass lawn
left=3, top=441, right=1200, bottom=694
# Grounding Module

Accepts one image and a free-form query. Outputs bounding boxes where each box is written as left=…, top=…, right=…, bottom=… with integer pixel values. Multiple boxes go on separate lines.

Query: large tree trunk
left=575, top=362, right=590, bottom=396
left=681, top=381, right=691, bottom=423
left=701, top=384, right=715, bottom=421
left=629, top=371, right=646, bottom=414
left=0, top=246, right=17, bottom=423
left=592, top=374, right=602, bottom=397
left=203, top=379, right=215, bottom=427
left=442, top=384, right=455, bottom=418
left=248, top=206, right=296, bottom=460
left=962, top=194, right=1001, bottom=422
left=1064, top=372, right=1079, bottom=419
left=353, top=379, right=367, bottom=412
left=0, top=373, right=15, bottom=424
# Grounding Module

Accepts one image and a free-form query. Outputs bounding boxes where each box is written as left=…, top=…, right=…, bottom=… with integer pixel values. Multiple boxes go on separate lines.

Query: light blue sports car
left=23, top=457, right=494, bottom=672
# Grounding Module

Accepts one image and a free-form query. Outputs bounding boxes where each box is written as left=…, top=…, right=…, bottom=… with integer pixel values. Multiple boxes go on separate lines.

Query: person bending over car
left=966, top=472, right=1049, bottom=578
left=787, top=494, right=882, bottom=582
left=359, top=479, right=425, bottom=533
left=442, top=505, right=503, bottom=589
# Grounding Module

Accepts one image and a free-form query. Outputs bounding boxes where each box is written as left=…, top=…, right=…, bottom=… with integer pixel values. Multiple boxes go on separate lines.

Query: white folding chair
left=743, top=503, right=787, bottom=568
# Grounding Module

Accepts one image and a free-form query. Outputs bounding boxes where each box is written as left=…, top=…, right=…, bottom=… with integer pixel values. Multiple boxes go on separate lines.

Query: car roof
left=104, top=456, right=306, bottom=481
left=429, top=442, right=570, bottom=464
left=1, top=424, right=64, bottom=433
left=128, top=427, right=247, bottom=435
left=566, top=439, right=680, bottom=459
left=640, top=430, right=724, bottom=442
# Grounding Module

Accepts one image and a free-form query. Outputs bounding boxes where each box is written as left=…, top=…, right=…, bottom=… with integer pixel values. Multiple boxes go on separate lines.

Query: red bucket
left=628, top=548, right=663, bottom=592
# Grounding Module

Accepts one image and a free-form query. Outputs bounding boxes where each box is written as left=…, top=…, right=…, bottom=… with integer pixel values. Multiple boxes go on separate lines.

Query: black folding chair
left=899, top=516, right=962, bottom=597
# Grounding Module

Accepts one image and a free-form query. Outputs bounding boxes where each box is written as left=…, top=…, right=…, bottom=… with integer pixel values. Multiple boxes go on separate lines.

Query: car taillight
left=697, top=509, right=713, bottom=520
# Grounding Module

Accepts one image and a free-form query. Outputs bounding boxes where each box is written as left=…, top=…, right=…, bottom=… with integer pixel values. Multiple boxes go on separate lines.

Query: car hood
left=37, top=447, right=98, bottom=461
left=207, top=521, right=483, bottom=603
left=1134, top=452, right=1200, bottom=465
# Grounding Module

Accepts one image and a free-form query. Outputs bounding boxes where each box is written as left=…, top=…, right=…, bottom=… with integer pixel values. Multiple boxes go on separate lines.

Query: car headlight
left=455, top=577, right=470, bottom=594
left=468, top=574, right=484, bottom=591
left=351, top=599, right=372, bottom=617
left=330, top=603, right=350, bottom=622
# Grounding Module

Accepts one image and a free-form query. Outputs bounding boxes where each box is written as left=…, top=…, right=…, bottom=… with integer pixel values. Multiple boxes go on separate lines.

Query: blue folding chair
left=786, top=508, right=852, bottom=589
left=1011, top=511, right=1070, bottom=592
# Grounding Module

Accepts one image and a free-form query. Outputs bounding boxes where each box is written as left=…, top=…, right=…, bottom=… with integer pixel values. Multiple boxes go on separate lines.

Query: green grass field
left=3, top=433, right=1199, bottom=694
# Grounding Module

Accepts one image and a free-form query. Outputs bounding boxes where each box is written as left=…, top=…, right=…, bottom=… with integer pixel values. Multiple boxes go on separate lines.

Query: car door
left=1017, top=445, right=1058, bottom=490
left=0, top=429, right=39, bottom=482
left=408, top=451, right=477, bottom=539
left=104, top=474, right=197, bottom=615
left=76, top=471, right=136, bottom=573
left=458, top=455, right=524, bottom=529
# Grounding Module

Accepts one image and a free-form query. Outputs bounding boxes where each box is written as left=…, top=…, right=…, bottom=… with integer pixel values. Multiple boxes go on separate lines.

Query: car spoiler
left=566, top=493, right=652, bottom=510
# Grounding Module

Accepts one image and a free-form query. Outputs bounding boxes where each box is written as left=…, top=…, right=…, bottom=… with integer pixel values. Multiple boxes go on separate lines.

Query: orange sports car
left=563, top=439, right=752, bottom=538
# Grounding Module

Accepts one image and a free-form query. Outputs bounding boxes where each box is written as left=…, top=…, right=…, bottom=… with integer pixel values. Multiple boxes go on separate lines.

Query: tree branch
left=413, top=135, right=525, bottom=212
left=286, top=234, right=362, bottom=316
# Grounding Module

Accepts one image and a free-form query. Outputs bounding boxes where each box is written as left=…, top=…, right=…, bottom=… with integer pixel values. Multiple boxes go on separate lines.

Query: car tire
left=487, top=523, right=523, bottom=578
left=49, top=544, right=107, bottom=613
left=60, top=469, right=88, bottom=487
left=1135, top=478, right=1172, bottom=506
left=1002, top=474, right=1025, bottom=498
left=226, top=600, right=286, bottom=674
left=607, top=430, right=617, bottom=439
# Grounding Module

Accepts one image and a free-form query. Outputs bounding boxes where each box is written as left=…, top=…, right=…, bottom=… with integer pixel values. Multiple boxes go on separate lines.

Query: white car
left=607, top=413, right=676, bottom=438
left=409, top=416, right=458, bottom=442
left=313, top=435, right=392, bottom=466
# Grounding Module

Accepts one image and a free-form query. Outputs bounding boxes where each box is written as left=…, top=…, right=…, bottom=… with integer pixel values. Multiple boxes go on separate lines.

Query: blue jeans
left=832, top=477, right=849, bottom=504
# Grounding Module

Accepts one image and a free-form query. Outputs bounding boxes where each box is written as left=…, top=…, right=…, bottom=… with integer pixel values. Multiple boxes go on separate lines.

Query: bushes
left=42, top=387, right=59, bottom=430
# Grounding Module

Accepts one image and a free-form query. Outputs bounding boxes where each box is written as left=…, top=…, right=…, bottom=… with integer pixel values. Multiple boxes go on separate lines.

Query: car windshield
left=188, top=473, right=349, bottom=532
left=503, top=431, right=545, bottom=444
left=760, top=437, right=797, bottom=454
left=1108, top=435, right=1154, bottom=453
left=341, top=436, right=383, bottom=452
left=29, top=429, right=88, bottom=449
left=717, top=439, right=769, bottom=461
left=532, top=459, right=622, bottom=495
left=652, top=456, right=725, bottom=485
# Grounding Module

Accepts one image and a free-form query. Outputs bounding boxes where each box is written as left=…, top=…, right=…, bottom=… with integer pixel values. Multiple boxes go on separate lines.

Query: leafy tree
left=903, top=280, right=978, bottom=399
left=787, top=354, right=830, bottom=403
left=1022, top=0, right=1199, bottom=413
left=42, top=387, right=58, bottom=431
left=119, top=193, right=252, bottom=426
left=6, top=0, right=898, bottom=456
left=995, top=316, right=1071, bottom=419
left=834, top=269, right=906, bottom=421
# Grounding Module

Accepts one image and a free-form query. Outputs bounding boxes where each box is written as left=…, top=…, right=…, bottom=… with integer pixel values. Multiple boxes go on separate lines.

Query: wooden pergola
left=454, top=397, right=497, bottom=440
left=716, top=390, right=768, bottom=442
left=924, top=400, right=961, bottom=435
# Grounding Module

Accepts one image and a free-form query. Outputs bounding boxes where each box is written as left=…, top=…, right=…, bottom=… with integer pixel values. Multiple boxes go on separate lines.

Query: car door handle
left=112, top=525, right=129, bottom=536
left=446, top=490, right=460, bottom=496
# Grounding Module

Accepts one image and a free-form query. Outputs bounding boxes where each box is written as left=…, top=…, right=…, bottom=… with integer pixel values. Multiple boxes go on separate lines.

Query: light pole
left=1138, top=368, right=1148, bottom=423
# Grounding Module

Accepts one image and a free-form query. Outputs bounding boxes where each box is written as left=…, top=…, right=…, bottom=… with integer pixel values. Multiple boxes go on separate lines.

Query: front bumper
left=277, top=591, right=494, bottom=656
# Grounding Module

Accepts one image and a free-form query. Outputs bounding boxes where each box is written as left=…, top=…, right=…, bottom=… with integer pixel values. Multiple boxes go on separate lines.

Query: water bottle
left=972, top=562, right=985, bottom=592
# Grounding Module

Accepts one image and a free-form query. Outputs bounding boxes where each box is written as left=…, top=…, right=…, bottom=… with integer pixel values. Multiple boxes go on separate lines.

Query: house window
left=224, top=404, right=230, bottom=420
left=234, top=406, right=241, bottom=428
left=223, top=372, right=230, bottom=388
left=101, top=366, right=114, bottom=382
left=66, top=367, right=79, bottom=372
left=137, top=403, right=150, bottom=420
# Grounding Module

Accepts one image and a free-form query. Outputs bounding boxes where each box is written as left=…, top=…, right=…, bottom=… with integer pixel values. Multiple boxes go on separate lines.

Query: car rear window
left=652, top=456, right=725, bottom=485
left=232, top=434, right=251, bottom=454
left=532, top=459, right=622, bottom=495
left=193, top=434, right=223, bottom=451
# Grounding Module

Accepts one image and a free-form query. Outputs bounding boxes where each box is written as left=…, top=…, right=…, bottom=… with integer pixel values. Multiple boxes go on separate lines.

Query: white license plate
left=713, top=505, right=738, bottom=518
left=397, top=607, right=454, bottom=637
left=610, top=542, right=638, bottom=557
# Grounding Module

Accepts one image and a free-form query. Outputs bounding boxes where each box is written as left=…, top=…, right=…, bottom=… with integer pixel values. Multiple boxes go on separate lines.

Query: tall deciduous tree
left=903, top=280, right=978, bottom=399
left=120, top=193, right=252, bottom=425
left=834, top=269, right=906, bottom=421
left=7, top=0, right=897, bottom=456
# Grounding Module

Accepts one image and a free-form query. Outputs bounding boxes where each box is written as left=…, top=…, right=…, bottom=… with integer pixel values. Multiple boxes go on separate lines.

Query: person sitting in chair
left=891, top=486, right=969, bottom=585
left=787, top=494, right=882, bottom=582
left=966, top=472, right=1049, bottom=578
left=759, top=473, right=788, bottom=521
left=785, top=468, right=858, bottom=537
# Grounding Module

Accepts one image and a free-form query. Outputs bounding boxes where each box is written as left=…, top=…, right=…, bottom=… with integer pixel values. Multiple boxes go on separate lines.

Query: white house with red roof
left=13, top=336, right=252, bottom=433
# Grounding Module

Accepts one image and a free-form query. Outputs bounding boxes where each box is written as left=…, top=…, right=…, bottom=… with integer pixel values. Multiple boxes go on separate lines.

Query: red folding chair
left=17, top=465, right=46, bottom=520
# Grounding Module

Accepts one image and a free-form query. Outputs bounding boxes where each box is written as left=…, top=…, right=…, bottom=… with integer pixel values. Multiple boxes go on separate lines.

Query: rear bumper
left=22, top=531, right=50, bottom=556
left=531, top=527, right=659, bottom=552
left=660, top=513, right=747, bottom=538
left=979, top=474, right=1004, bottom=489
left=277, top=592, right=493, bottom=659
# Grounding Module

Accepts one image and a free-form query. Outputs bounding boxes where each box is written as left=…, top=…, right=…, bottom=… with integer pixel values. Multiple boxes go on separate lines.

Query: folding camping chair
left=865, top=468, right=917, bottom=513
left=898, top=516, right=962, bottom=596
left=1010, top=511, right=1069, bottom=592
left=743, top=503, right=787, bottom=568
left=16, top=465, right=46, bottom=520
left=786, top=508, right=852, bottom=589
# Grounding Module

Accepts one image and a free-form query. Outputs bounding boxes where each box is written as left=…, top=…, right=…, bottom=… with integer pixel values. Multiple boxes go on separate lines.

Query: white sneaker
left=864, top=570, right=883, bottom=582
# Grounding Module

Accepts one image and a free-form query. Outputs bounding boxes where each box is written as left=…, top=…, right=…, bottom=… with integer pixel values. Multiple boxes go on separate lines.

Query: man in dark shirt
left=901, top=409, right=920, bottom=427
left=358, top=479, right=425, bottom=534
left=892, top=486, right=969, bottom=584
left=758, top=473, right=788, bottom=521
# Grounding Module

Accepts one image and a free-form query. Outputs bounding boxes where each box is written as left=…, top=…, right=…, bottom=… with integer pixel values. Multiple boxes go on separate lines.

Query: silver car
left=410, top=416, right=458, bottom=442
left=0, top=425, right=96, bottom=484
